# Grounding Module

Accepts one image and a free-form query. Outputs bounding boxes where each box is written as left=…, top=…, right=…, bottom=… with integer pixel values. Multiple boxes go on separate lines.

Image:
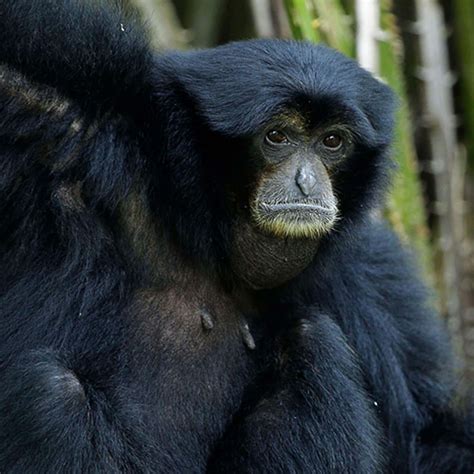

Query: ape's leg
left=207, top=314, right=383, bottom=474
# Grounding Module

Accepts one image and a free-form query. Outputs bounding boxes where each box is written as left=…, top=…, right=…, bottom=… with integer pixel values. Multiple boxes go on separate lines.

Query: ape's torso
left=121, top=284, right=262, bottom=471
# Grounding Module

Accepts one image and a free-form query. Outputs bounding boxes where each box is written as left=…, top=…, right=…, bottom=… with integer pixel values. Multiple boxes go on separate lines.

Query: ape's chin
left=251, top=203, right=338, bottom=240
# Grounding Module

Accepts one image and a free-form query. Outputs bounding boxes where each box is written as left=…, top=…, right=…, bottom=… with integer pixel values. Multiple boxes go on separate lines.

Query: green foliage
left=378, top=2, right=432, bottom=276
left=310, top=0, right=354, bottom=56
left=282, top=0, right=321, bottom=42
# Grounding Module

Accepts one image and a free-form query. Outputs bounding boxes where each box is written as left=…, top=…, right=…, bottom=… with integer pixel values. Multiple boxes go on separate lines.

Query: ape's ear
left=356, top=71, right=397, bottom=148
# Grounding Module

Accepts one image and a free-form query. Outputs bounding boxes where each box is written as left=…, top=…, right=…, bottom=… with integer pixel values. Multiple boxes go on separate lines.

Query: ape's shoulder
left=0, top=0, right=152, bottom=110
left=299, top=218, right=454, bottom=375
left=296, top=218, right=433, bottom=316
left=328, top=218, right=423, bottom=279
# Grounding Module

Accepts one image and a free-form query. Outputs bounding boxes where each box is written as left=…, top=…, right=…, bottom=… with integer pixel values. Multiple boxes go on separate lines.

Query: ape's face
left=248, top=111, right=353, bottom=240
left=227, top=110, right=358, bottom=290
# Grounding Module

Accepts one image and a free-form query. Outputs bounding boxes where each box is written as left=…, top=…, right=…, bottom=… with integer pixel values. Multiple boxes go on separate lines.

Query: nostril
left=295, top=167, right=316, bottom=197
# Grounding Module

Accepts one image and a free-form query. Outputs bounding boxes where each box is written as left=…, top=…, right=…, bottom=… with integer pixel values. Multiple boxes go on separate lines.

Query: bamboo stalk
left=378, top=0, right=433, bottom=278
left=282, top=0, right=320, bottom=42
left=311, top=0, right=353, bottom=56
left=452, top=0, right=474, bottom=171
left=355, top=0, right=380, bottom=73
left=250, top=0, right=275, bottom=37
left=415, top=0, right=468, bottom=366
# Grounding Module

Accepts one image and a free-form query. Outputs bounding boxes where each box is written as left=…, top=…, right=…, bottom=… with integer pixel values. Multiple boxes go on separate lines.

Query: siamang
left=0, top=1, right=473, bottom=473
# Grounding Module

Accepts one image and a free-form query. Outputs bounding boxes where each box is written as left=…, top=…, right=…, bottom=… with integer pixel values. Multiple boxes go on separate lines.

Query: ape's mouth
left=259, top=201, right=336, bottom=215
left=252, top=200, right=338, bottom=239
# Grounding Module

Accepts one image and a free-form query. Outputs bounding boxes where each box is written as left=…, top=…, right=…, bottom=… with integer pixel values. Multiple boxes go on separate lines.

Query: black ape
left=0, top=1, right=473, bottom=473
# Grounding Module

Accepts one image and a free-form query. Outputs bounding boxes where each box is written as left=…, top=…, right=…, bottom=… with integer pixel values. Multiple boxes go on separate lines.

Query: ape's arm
left=0, top=0, right=151, bottom=112
left=361, top=224, right=474, bottom=473
left=301, top=221, right=474, bottom=473
left=0, top=0, right=152, bottom=259
left=0, top=0, right=153, bottom=195
left=0, top=5, right=156, bottom=472
left=207, top=314, right=383, bottom=474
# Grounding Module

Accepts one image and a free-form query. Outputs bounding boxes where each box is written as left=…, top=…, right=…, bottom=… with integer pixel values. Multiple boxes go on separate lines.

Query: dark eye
left=265, top=130, right=289, bottom=145
left=322, top=133, right=343, bottom=150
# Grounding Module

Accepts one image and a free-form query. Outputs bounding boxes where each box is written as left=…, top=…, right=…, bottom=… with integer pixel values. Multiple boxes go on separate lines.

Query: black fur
left=0, top=1, right=473, bottom=473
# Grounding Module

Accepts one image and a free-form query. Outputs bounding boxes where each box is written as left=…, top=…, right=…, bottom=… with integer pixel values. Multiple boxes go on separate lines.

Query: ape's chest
left=125, top=284, right=262, bottom=467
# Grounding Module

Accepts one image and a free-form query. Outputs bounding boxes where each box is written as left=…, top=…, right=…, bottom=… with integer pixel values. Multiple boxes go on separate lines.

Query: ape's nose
left=295, top=166, right=317, bottom=197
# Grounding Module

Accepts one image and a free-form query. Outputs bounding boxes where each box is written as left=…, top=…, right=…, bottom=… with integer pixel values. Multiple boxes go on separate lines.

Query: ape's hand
left=207, top=315, right=383, bottom=474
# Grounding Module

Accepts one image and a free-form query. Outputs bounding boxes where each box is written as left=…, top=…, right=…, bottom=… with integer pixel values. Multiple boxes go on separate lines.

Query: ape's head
left=155, top=40, right=395, bottom=289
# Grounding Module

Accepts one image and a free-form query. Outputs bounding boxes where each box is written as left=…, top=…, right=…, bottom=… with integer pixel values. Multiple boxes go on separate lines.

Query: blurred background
left=127, top=0, right=474, bottom=379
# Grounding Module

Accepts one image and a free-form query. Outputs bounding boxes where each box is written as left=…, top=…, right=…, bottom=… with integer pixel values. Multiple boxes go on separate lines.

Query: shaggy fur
left=0, top=1, right=473, bottom=472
